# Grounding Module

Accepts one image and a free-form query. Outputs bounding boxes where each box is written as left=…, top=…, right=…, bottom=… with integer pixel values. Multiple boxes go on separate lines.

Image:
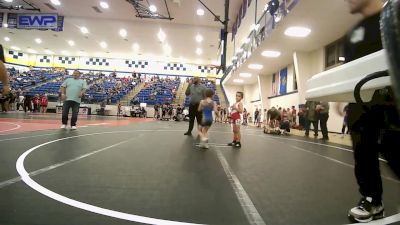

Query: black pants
left=319, top=113, right=329, bottom=138
left=62, top=100, right=80, bottom=126
left=305, top=119, right=318, bottom=136
left=24, top=102, right=32, bottom=112
left=16, top=102, right=23, bottom=110
left=349, top=102, right=400, bottom=204
left=187, top=103, right=202, bottom=133
left=299, top=116, right=306, bottom=128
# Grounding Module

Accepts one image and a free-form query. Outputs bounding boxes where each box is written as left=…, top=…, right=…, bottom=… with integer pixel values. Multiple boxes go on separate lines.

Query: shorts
left=201, top=118, right=213, bottom=127
left=230, top=119, right=241, bottom=125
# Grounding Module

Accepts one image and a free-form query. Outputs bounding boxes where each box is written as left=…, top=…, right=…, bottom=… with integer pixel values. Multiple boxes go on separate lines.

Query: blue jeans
left=62, top=100, right=80, bottom=126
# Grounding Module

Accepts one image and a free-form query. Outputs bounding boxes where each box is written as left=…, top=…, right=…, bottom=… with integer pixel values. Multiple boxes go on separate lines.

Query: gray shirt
left=185, top=84, right=206, bottom=105
left=61, top=78, right=87, bottom=103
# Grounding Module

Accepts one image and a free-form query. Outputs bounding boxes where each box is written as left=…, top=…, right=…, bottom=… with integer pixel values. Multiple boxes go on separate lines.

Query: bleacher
left=184, top=80, right=220, bottom=106
left=25, top=81, right=63, bottom=96
left=0, top=68, right=64, bottom=92
left=86, top=77, right=135, bottom=104
left=134, top=77, right=180, bottom=105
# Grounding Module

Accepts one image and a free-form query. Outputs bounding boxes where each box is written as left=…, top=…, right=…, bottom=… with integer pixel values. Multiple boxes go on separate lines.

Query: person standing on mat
left=197, top=89, right=218, bottom=149
left=184, top=77, right=206, bottom=135
left=344, top=0, right=400, bottom=222
left=60, top=70, right=87, bottom=130
left=228, top=91, right=244, bottom=147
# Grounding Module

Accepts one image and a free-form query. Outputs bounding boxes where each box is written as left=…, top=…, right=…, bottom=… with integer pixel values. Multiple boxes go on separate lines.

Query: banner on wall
left=5, top=13, right=64, bottom=31
left=272, top=73, right=278, bottom=96
left=279, top=68, right=288, bottom=95
left=17, top=14, right=58, bottom=29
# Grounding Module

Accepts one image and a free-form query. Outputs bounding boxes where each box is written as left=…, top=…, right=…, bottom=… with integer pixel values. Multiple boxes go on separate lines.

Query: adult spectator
left=291, top=105, right=297, bottom=125
left=40, top=93, right=48, bottom=113
left=317, top=101, right=329, bottom=140
left=304, top=100, right=319, bottom=137
left=60, top=70, right=87, bottom=130
left=184, top=77, right=206, bottom=135
left=344, top=0, right=399, bottom=222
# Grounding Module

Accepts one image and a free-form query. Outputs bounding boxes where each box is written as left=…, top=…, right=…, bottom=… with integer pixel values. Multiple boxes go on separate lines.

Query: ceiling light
left=196, top=48, right=203, bottom=55
left=262, top=50, right=281, bottom=58
left=50, top=0, right=61, bottom=6
left=100, top=1, right=109, bottom=9
left=67, top=40, right=75, bottom=46
left=197, top=8, right=205, bottom=16
left=119, top=29, right=127, bottom=38
left=233, top=79, right=244, bottom=83
left=11, top=46, right=20, bottom=51
left=157, top=29, right=166, bottom=43
left=3, top=23, right=8, bottom=28
left=45, top=49, right=54, bottom=54
left=239, top=73, right=252, bottom=78
left=132, top=43, right=140, bottom=51
left=284, top=26, right=311, bottom=37
left=339, top=57, right=345, bottom=62
left=195, top=34, right=203, bottom=43
left=4, top=0, right=13, bottom=2
left=100, top=41, right=107, bottom=48
left=80, top=26, right=89, bottom=34
left=27, top=48, right=37, bottom=54
left=149, top=5, right=157, bottom=12
left=35, top=38, right=42, bottom=44
left=248, top=64, right=263, bottom=70
left=4, top=37, right=10, bottom=42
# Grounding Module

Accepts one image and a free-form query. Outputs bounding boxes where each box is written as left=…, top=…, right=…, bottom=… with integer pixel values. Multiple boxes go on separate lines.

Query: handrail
left=354, top=71, right=389, bottom=107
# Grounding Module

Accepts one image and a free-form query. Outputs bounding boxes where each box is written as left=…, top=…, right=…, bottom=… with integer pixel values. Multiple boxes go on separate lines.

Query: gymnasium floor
left=0, top=113, right=399, bottom=225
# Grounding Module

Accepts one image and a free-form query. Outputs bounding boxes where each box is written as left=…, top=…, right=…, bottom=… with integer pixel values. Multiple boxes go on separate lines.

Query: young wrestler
left=228, top=92, right=244, bottom=147
left=197, top=89, right=218, bottom=149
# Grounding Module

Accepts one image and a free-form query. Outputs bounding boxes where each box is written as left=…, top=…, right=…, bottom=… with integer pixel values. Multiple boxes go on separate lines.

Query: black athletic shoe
left=227, top=141, right=236, bottom=146
left=348, top=197, right=384, bottom=223
left=184, top=132, right=192, bottom=135
left=234, top=142, right=241, bottom=148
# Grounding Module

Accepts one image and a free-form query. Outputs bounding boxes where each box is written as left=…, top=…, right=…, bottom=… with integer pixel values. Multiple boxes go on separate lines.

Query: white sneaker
left=60, top=124, right=67, bottom=129
left=71, top=126, right=77, bottom=130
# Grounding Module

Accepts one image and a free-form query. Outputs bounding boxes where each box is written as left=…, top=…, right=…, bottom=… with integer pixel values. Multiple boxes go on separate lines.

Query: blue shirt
left=61, top=78, right=87, bottom=103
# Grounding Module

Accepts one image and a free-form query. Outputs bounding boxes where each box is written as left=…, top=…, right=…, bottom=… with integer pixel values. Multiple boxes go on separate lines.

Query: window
left=325, top=38, right=345, bottom=69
